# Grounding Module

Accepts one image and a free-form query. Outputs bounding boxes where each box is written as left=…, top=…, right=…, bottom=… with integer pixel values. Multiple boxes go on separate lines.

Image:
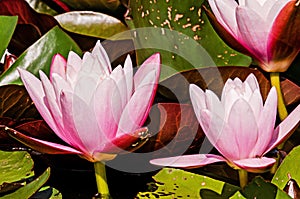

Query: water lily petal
left=3, top=126, right=83, bottom=155
left=73, top=74, right=98, bottom=104
left=150, top=154, right=225, bottom=168
left=244, top=73, right=260, bottom=91
left=99, top=127, right=148, bottom=154
left=66, top=51, right=82, bottom=85
left=92, top=40, right=112, bottom=74
left=123, top=55, right=133, bottom=101
left=208, top=0, right=238, bottom=35
left=198, top=109, right=240, bottom=160
left=227, top=99, right=258, bottom=159
left=189, top=84, right=207, bottom=122
left=51, top=73, right=72, bottom=106
left=50, top=54, right=66, bottom=81
left=205, top=89, right=224, bottom=119
left=236, top=6, right=269, bottom=62
left=265, top=104, right=300, bottom=154
left=251, top=87, right=277, bottom=156
left=109, top=65, right=128, bottom=109
left=59, top=91, right=90, bottom=154
left=117, top=70, right=157, bottom=136
left=248, top=89, right=263, bottom=120
left=134, top=53, right=160, bottom=89
left=92, top=77, right=121, bottom=140
left=80, top=52, right=108, bottom=82
left=18, top=68, right=59, bottom=134
left=71, top=92, right=105, bottom=154
left=266, top=0, right=300, bottom=72
left=39, top=71, right=62, bottom=122
left=233, top=157, right=275, bottom=172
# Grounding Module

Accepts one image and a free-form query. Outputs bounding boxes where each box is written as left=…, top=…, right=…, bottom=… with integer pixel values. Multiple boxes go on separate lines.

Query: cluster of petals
left=207, top=0, right=300, bottom=72
left=151, top=74, right=300, bottom=172
left=15, top=41, right=161, bottom=162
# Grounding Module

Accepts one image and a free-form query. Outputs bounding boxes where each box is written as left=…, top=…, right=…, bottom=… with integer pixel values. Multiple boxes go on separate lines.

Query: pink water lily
left=13, top=41, right=161, bottom=162
left=206, top=0, right=300, bottom=72
left=151, top=74, right=300, bottom=172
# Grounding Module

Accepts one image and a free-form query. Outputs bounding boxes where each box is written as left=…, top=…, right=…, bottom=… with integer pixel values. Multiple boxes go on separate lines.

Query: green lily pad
left=1, top=168, right=51, bottom=199
left=126, top=0, right=251, bottom=81
left=242, top=176, right=291, bottom=199
left=0, top=151, right=34, bottom=185
left=32, top=186, right=62, bottom=199
left=136, top=168, right=239, bottom=198
left=0, top=26, right=82, bottom=85
left=272, top=145, right=300, bottom=190
left=201, top=176, right=291, bottom=199
left=229, top=191, right=247, bottom=199
left=55, top=11, right=128, bottom=39
left=0, top=16, right=18, bottom=60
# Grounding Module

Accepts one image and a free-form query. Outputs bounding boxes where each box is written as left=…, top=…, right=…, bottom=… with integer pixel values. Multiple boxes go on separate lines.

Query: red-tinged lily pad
left=159, top=66, right=300, bottom=106
left=0, top=0, right=59, bottom=55
left=0, top=85, right=40, bottom=120
left=281, top=78, right=300, bottom=107
left=137, top=103, right=205, bottom=158
left=59, top=0, right=121, bottom=11
left=159, top=66, right=271, bottom=102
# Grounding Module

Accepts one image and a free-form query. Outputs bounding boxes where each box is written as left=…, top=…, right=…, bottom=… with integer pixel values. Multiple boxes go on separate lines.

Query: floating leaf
left=0, top=168, right=51, bottom=199
left=126, top=0, right=251, bottom=81
left=0, top=16, right=17, bottom=61
left=281, top=78, right=300, bottom=107
left=0, top=26, right=82, bottom=86
left=0, top=151, right=34, bottom=185
left=138, top=103, right=204, bottom=158
left=0, top=0, right=59, bottom=55
left=136, top=168, right=240, bottom=198
left=0, top=85, right=39, bottom=120
left=272, top=146, right=300, bottom=191
left=25, top=0, right=58, bottom=15
left=159, top=66, right=271, bottom=103
left=59, top=0, right=121, bottom=11
left=242, top=177, right=291, bottom=199
left=32, top=186, right=62, bottom=199
left=159, top=66, right=300, bottom=106
left=55, top=11, right=128, bottom=39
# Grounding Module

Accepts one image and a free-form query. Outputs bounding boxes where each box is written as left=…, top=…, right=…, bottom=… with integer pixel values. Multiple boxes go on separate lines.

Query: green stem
left=94, top=161, right=110, bottom=198
left=270, top=72, right=288, bottom=174
left=238, top=169, right=248, bottom=188
left=270, top=72, right=288, bottom=122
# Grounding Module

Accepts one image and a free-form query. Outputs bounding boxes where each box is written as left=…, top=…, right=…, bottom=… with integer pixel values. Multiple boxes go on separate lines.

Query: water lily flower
left=151, top=74, right=300, bottom=173
left=206, top=0, right=300, bottom=72
left=10, top=41, right=161, bottom=163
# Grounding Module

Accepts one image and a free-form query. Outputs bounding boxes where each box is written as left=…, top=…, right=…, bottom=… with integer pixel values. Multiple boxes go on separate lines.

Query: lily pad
left=241, top=176, right=291, bottom=199
left=200, top=176, right=291, bottom=199
left=1, top=168, right=51, bottom=199
left=136, top=168, right=240, bottom=198
left=0, top=16, right=17, bottom=60
left=272, top=145, right=300, bottom=190
left=59, top=0, right=121, bottom=11
left=0, top=26, right=82, bottom=86
left=55, top=11, right=128, bottom=39
left=0, top=85, right=40, bottom=120
left=126, top=0, right=251, bottom=81
left=138, top=103, right=205, bottom=158
left=0, top=151, right=34, bottom=185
